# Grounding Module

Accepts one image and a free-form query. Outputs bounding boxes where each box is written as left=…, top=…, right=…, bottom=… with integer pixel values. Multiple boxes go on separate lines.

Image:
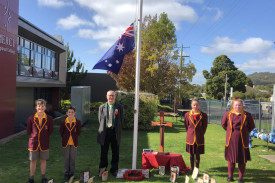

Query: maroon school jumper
left=221, top=110, right=255, bottom=163
left=27, top=113, right=54, bottom=151
left=184, top=110, right=208, bottom=154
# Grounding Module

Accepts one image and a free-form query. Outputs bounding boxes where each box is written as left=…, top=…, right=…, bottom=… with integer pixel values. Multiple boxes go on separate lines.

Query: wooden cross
left=152, top=112, right=173, bottom=152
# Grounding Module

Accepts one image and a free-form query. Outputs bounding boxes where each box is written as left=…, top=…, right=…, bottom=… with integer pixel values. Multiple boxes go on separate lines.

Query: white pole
left=132, top=0, right=143, bottom=170
left=224, top=74, right=227, bottom=101
left=230, top=87, right=233, bottom=99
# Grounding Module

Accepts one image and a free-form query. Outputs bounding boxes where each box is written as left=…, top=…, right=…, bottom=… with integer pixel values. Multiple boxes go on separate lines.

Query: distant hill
left=248, top=72, right=275, bottom=85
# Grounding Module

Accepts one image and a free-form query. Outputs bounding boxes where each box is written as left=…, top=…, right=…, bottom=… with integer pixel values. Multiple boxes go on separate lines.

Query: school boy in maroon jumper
left=59, top=106, right=82, bottom=180
left=27, top=99, right=54, bottom=183
left=222, top=97, right=255, bottom=183
left=184, top=99, right=208, bottom=174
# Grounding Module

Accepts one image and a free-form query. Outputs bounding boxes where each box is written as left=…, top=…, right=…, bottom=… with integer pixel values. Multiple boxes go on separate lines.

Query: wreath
left=123, top=170, right=145, bottom=181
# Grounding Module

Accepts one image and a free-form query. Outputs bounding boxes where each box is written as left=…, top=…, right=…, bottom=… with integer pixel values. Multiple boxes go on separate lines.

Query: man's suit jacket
left=97, top=102, right=124, bottom=146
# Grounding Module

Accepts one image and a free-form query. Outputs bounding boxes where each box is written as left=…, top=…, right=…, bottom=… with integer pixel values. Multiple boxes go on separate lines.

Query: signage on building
left=0, top=0, right=17, bottom=55
left=0, top=0, right=19, bottom=139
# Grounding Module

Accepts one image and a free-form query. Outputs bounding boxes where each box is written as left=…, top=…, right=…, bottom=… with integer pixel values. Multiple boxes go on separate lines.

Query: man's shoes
left=227, top=177, right=234, bottom=182
left=64, top=174, right=70, bottom=180
left=98, top=167, right=106, bottom=177
left=41, top=178, right=48, bottom=183
left=238, top=178, right=244, bottom=183
left=110, top=169, right=118, bottom=177
left=27, top=178, right=34, bottom=183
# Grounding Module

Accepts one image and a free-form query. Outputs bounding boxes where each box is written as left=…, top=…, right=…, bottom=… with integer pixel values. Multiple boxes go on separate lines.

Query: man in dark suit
left=97, top=90, right=124, bottom=177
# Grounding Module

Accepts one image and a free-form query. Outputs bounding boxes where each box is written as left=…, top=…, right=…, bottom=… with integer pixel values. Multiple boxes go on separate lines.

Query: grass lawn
left=0, top=114, right=275, bottom=182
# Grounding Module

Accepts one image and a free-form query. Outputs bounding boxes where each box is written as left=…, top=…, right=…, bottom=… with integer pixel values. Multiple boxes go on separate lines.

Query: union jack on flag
left=123, top=23, right=135, bottom=37
left=93, top=23, right=135, bottom=74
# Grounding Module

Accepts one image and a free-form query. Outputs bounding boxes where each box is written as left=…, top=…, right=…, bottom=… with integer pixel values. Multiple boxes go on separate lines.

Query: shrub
left=116, top=93, right=158, bottom=131
left=60, top=100, right=71, bottom=114
left=90, top=102, right=104, bottom=112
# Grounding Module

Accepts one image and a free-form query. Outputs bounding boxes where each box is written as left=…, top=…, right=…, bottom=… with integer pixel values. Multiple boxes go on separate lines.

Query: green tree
left=186, top=84, right=204, bottom=99
left=245, top=86, right=271, bottom=99
left=61, top=44, right=87, bottom=99
left=203, top=55, right=252, bottom=99
left=233, top=91, right=245, bottom=99
left=111, top=13, right=196, bottom=98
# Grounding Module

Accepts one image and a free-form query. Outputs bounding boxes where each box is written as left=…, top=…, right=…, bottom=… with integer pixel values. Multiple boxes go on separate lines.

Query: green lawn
left=0, top=114, right=275, bottom=182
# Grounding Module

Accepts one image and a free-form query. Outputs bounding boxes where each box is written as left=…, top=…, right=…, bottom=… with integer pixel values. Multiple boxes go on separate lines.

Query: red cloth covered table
left=142, top=153, right=190, bottom=174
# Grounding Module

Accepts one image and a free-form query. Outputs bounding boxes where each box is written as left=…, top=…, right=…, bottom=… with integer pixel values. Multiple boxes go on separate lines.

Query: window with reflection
left=35, top=53, right=42, bottom=68
left=22, top=47, right=30, bottom=65
left=17, top=36, right=58, bottom=79
left=51, top=57, right=55, bottom=71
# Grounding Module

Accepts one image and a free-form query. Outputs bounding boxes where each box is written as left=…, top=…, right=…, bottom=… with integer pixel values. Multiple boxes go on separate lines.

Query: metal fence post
left=259, top=98, right=261, bottom=132
left=272, top=84, right=275, bottom=129
left=207, top=100, right=210, bottom=124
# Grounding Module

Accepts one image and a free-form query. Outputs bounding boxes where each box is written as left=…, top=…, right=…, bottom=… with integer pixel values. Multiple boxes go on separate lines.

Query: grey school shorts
left=29, top=150, right=49, bottom=161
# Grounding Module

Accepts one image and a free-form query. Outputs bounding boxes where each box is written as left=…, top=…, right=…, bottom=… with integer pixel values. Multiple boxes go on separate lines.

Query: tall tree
left=203, top=55, right=252, bottom=99
left=61, top=44, right=87, bottom=99
left=111, top=13, right=196, bottom=98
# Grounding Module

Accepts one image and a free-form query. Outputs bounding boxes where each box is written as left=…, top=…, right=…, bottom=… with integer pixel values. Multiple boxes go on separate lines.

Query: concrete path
left=259, top=155, right=275, bottom=163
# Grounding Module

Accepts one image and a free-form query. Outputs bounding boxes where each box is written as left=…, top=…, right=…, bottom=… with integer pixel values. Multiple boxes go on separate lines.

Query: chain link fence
left=198, top=100, right=274, bottom=133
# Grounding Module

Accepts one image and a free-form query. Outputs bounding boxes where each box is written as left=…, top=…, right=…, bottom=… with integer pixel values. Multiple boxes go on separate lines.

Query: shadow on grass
left=252, top=144, right=275, bottom=151
left=208, top=167, right=275, bottom=183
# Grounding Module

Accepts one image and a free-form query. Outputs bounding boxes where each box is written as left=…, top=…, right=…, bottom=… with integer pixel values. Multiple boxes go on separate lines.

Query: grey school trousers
left=63, top=145, right=77, bottom=176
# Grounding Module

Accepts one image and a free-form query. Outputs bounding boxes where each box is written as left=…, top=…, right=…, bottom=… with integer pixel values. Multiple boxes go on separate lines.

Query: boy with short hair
left=59, top=106, right=82, bottom=180
left=27, top=99, right=54, bottom=183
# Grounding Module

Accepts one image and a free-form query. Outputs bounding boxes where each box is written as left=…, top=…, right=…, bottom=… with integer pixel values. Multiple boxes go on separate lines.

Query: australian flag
left=93, top=23, right=135, bottom=74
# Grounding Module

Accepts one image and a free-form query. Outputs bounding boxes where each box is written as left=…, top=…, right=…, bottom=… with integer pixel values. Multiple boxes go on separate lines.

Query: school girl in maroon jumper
left=221, top=98, right=255, bottom=183
left=184, top=99, right=208, bottom=172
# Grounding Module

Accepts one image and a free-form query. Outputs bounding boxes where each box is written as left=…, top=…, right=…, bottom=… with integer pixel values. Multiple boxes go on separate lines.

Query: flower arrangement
left=123, top=170, right=145, bottom=181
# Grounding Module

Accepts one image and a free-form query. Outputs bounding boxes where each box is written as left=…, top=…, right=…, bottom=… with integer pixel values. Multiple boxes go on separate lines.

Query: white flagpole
left=132, top=0, right=143, bottom=169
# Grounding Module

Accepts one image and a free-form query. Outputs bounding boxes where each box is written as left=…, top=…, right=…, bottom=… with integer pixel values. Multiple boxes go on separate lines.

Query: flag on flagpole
left=93, top=23, right=135, bottom=74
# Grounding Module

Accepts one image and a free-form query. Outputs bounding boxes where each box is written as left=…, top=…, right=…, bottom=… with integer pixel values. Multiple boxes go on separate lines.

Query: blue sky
left=19, top=0, right=275, bottom=85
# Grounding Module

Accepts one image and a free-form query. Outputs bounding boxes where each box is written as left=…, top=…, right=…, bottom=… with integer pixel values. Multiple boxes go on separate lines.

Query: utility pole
left=178, top=44, right=190, bottom=104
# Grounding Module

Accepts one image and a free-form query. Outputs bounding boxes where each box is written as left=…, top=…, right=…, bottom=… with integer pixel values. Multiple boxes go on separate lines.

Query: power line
left=192, top=0, right=241, bottom=44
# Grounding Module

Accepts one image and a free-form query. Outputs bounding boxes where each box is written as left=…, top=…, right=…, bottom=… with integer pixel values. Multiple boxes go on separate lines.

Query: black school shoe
left=41, top=178, right=48, bottom=183
left=227, top=177, right=234, bottom=182
left=27, top=178, right=34, bottom=183
left=238, top=178, right=244, bottom=183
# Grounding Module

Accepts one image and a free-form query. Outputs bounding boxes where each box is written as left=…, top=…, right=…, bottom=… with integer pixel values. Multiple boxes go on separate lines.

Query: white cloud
left=201, top=37, right=273, bottom=55
left=87, top=49, right=99, bottom=54
left=177, top=0, right=204, bottom=4
left=237, top=50, right=275, bottom=72
left=191, top=71, right=206, bottom=85
left=77, top=28, right=121, bottom=49
left=73, top=0, right=198, bottom=49
left=38, top=0, right=73, bottom=8
left=57, top=14, right=94, bottom=30
left=201, top=7, right=223, bottom=22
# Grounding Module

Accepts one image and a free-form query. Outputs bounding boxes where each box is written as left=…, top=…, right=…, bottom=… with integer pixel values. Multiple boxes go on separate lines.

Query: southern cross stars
left=116, top=42, right=124, bottom=52
left=107, top=60, right=120, bottom=67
